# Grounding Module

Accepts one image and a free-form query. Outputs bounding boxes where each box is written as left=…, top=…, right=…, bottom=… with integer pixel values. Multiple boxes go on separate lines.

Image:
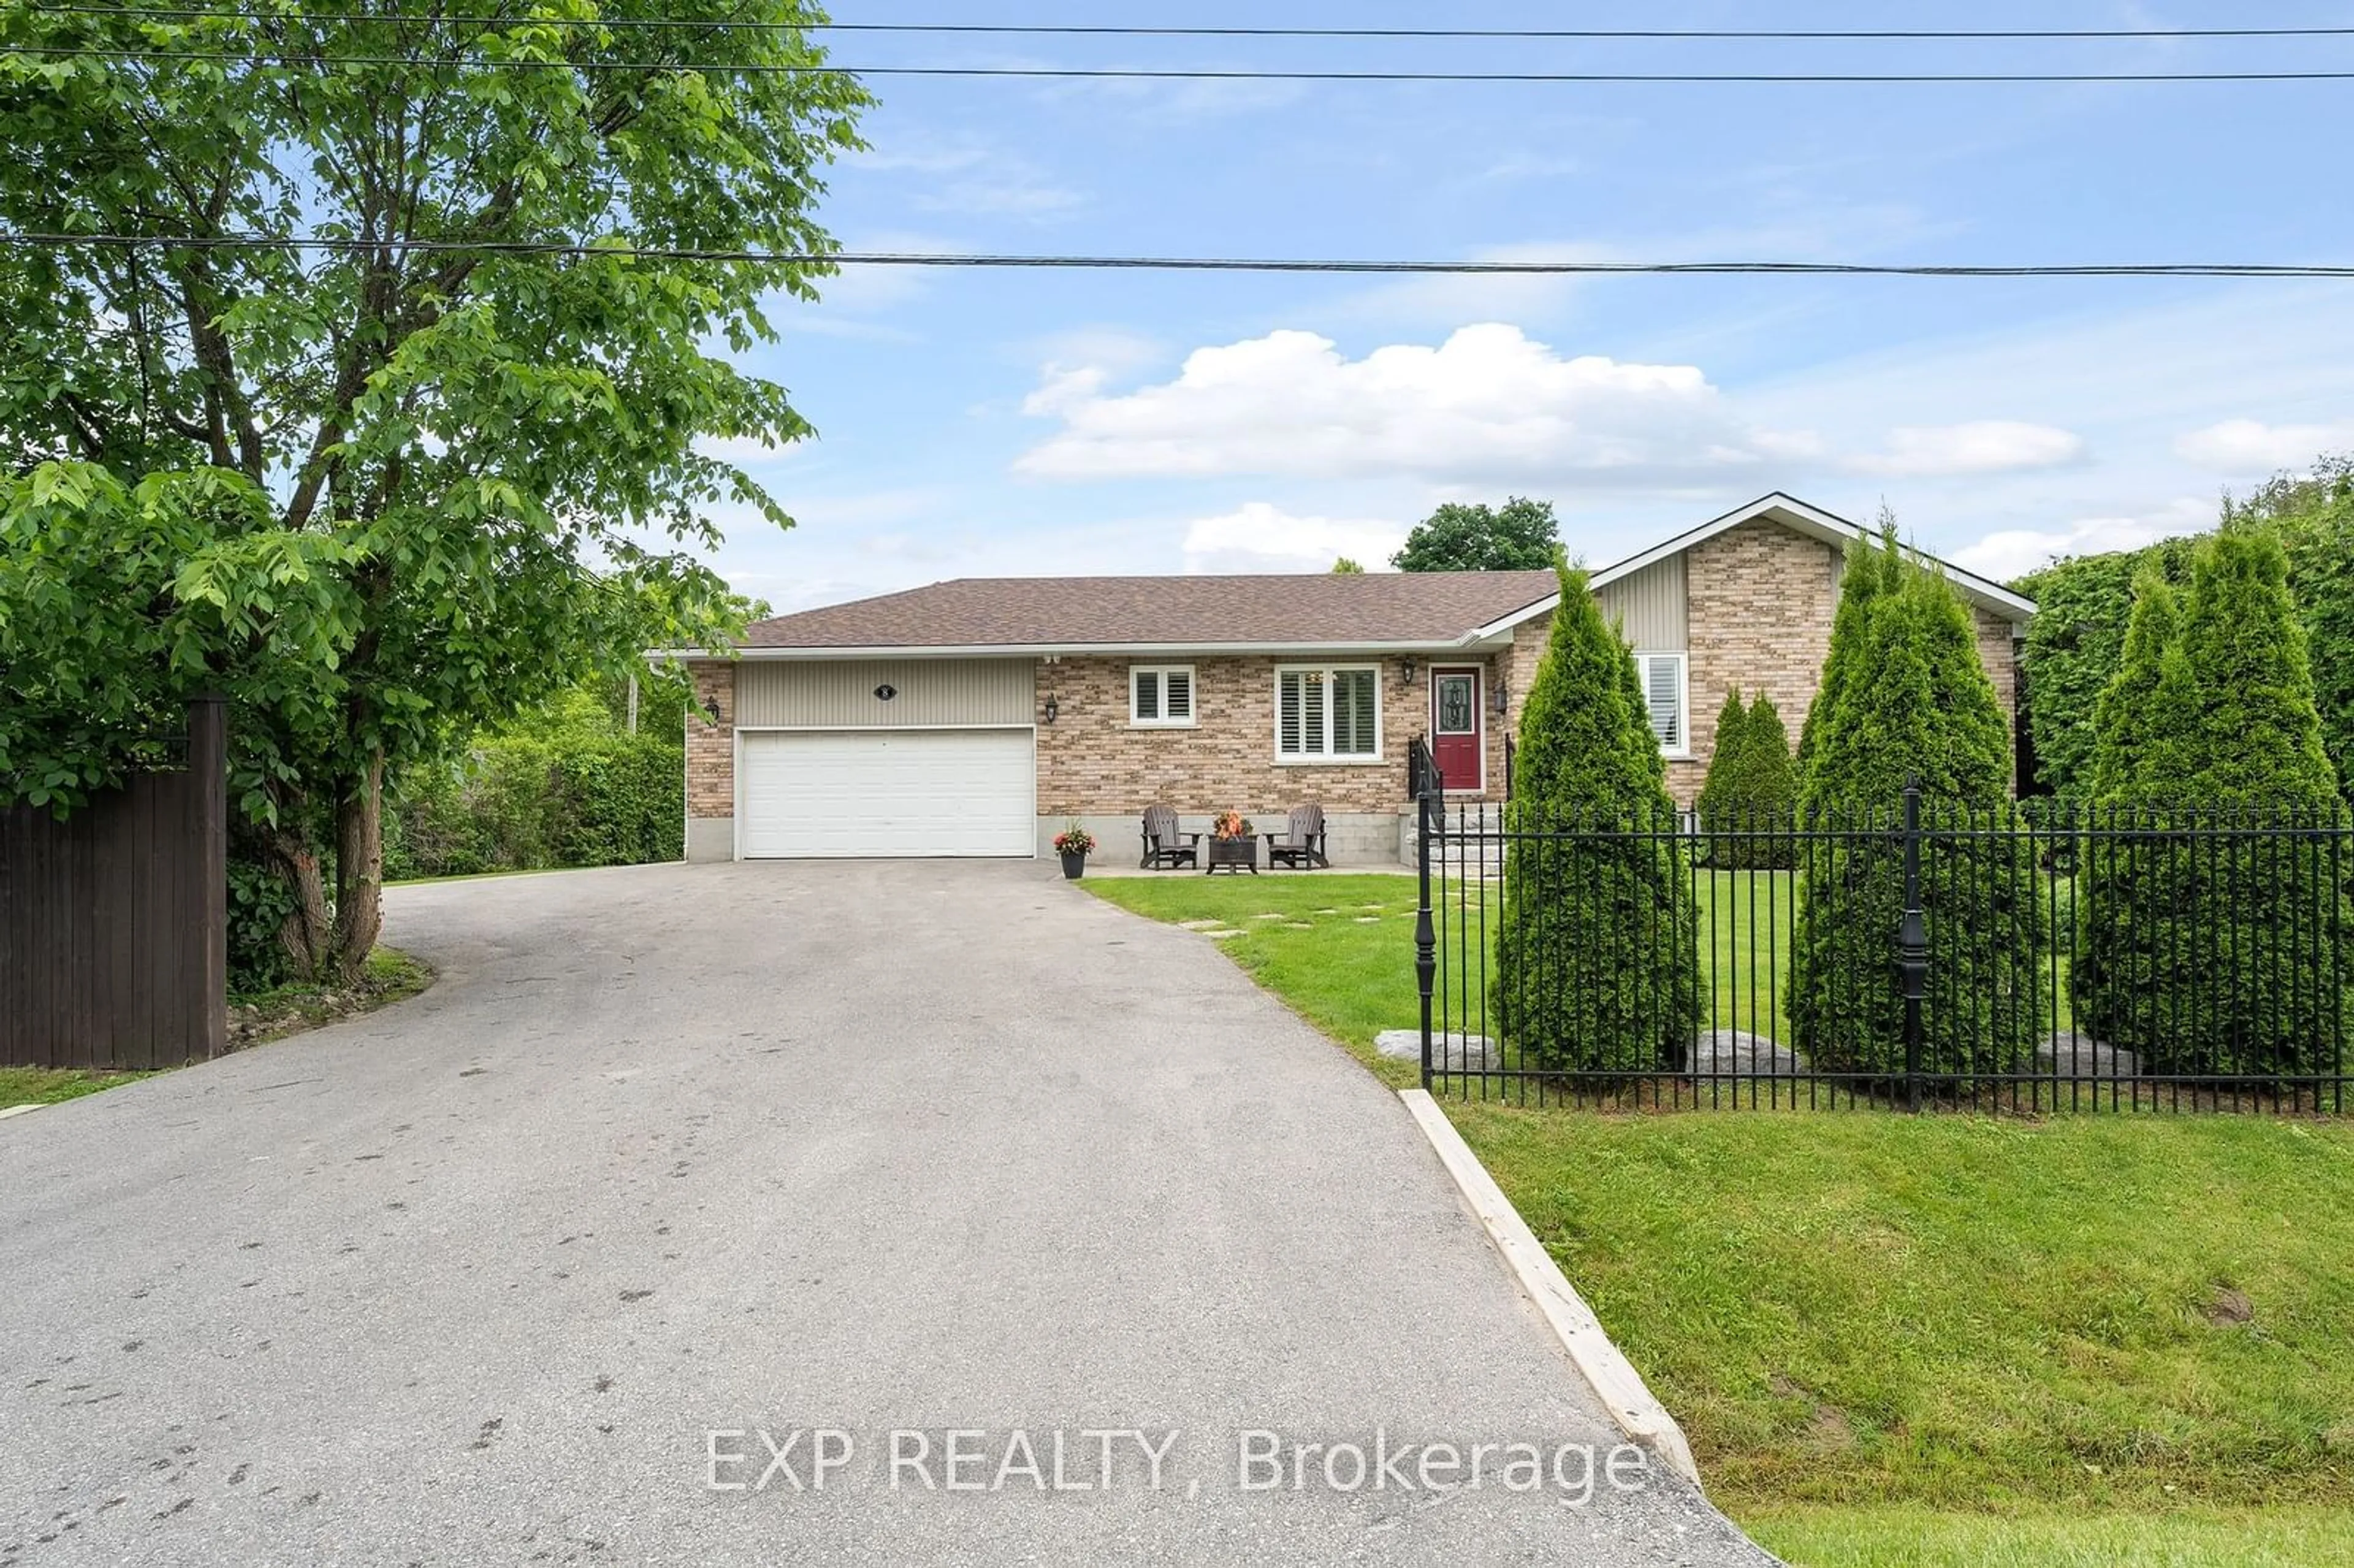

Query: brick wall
left=686, top=661, right=735, bottom=818
left=1674, top=519, right=1846, bottom=806
left=1975, top=605, right=2019, bottom=726
left=1035, top=653, right=1466, bottom=816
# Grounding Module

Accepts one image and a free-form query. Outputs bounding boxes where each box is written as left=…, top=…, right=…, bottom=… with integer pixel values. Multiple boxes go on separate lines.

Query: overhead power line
left=10, top=46, right=2354, bottom=83
left=6, top=235, right=2352, bottom=278
left=21, top=9, right=2354, bottom=41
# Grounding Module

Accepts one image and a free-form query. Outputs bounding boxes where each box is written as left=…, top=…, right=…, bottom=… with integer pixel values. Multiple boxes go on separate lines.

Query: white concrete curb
left=1398, top=1087, right=1702, bottom=1486
left=0, top=1103, right=46, bottom=1121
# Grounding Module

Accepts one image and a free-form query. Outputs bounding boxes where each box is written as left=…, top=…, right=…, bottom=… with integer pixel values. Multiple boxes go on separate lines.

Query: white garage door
left=739, top=729, right=1036, bottom=858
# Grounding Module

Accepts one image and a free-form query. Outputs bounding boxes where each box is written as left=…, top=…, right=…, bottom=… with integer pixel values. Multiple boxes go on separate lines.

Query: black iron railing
left=1414, top=778, right=2354, bottom=1113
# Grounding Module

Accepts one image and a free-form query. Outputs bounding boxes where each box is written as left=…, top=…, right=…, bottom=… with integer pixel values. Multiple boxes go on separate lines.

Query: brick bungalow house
left=668, top=493, right=2036, bottom=865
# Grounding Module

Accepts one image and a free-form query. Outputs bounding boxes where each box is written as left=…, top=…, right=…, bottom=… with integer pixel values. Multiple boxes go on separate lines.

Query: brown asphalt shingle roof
left=739, top=570, right=1562, bottom=650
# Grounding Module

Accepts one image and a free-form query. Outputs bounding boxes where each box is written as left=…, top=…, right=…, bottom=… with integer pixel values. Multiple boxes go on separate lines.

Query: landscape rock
left=1687, top=1029, right=1805, bottom=1076
left=1374, top=1029, right=1498, bottom=1070
left=2036, top=1030, right=2140, bottom=1079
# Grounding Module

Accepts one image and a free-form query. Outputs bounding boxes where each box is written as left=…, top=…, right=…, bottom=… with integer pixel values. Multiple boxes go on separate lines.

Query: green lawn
left=1083, top=872, right=2354, bottom=1567
left=1091, top=866, right=2079, bottom=1058
left=1744, top=1503, right=2354, bottom=1568
left=1453, top=1106, right=2354, bottom=1512
left=0, top=1065, right=153, bottom=1106
left=1084, top=873, right=1429, bottom=1085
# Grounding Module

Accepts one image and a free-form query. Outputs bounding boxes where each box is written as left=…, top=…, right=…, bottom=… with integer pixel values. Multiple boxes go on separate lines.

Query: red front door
left=1430, top=667, right=1484, bottom=793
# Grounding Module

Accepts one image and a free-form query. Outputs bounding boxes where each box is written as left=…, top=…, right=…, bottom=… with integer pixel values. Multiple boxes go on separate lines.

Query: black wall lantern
left=1398, top=657, right=1417, bottom=688
left=1043, top=694, right=1059, bottom=724
left=1491, top=677, right=1510, bottom=717
left=701, top=695, right=723, bottom=725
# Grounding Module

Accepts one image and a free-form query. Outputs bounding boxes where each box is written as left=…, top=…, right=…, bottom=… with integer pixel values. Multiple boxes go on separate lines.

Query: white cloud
left=2174, top=418, right=2354, bottom=473
left=1948, top=497, right=2215, bottom=581
left=1015, top=324, right=1789, bottom=483
left=1179, top=503, right=1407, bottom=575
left=1846, top=421, right=2085, bottom=478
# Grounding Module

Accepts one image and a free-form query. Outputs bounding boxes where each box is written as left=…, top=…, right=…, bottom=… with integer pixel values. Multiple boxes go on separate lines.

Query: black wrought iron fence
left=1413, top=777, right=2353, bottom=1113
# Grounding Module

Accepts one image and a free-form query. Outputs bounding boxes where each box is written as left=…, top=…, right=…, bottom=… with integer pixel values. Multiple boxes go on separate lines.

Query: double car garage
left=731, top=658, right=1038, bottom=859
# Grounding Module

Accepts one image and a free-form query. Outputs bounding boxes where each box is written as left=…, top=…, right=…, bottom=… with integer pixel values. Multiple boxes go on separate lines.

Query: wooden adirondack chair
left=1140, top=804, right=1201, bottom=869
left=1266, top=804, right=1330, bottom=870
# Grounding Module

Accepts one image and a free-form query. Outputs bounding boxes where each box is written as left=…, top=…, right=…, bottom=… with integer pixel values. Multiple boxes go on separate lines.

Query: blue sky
left=703, top=1, right=2354, bottom=613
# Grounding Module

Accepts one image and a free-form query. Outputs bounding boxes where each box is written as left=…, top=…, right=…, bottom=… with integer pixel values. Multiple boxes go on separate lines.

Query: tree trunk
left=327, top=750, right=385, bottom=985
left=269, top=829, right=335, bottom=981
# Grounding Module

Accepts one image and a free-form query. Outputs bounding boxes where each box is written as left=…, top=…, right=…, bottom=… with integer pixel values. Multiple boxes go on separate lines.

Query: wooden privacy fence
left=1, top=698, right=227, bottom=1070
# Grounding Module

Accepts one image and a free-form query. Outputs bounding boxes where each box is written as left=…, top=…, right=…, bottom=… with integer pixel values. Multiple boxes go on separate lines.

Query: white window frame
left=1634, top=651, right=1691, bottom=759
left=1273, top=663, right=1384, bottom=765
left=1129, top=663, right=1197, bottom=728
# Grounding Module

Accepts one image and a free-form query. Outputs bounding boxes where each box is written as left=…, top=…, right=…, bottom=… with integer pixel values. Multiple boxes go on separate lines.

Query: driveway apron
left=0, top=861, right=1771, bottom=1566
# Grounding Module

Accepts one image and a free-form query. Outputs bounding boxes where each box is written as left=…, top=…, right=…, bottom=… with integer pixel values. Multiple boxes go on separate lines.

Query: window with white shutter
left=1275, top=665, right=1381, bottom=761
left=1636, top=652, right=1689, bottom=755
left=1130, top=664, right=1195, bottom=727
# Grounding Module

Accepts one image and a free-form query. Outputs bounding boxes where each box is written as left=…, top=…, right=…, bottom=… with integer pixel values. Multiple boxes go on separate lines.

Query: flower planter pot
left=1059, top=849, right=1087, bottom=880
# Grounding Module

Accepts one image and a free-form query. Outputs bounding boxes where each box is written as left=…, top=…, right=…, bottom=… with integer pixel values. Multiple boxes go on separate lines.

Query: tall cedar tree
left=0, top=6, right=867, bottom=982
left=2074, top=530, right=2350, bottom=1075
left=1707, top=691, right=1797, bottom=869
left=2010, top=539, right=2198, bottom=798
left=2086, top=571, right=2181, bottom=802
left=1788, top=535, right=2044, bottom=1079
left=1493, top=566, right=1703, bottom=1072
left=1694, top=687, right=1751, bottom=863
left=1794, top=522, right=1899, bottom=783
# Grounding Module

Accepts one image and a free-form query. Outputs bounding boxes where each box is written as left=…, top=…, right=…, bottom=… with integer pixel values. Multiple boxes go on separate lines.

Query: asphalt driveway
left=0, top=861, right=1770, bottom=1566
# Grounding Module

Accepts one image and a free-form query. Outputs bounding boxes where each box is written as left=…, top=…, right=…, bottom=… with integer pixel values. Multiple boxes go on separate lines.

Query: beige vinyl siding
left=1594, top=555, right=1687, bottom=652
left=735, top=658, right=1036, bottom=728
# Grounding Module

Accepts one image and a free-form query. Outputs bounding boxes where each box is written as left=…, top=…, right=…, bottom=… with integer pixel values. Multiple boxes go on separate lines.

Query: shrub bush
left=1788, top=533, right=2045, bottom=1081
left=226, top=851, right=300, bottom=994
left=383, top=689, right=683, bottom=880
left=1493, top=565, right=1703, bottom=1073
left=2072, top=529, right=2352, bottom=1076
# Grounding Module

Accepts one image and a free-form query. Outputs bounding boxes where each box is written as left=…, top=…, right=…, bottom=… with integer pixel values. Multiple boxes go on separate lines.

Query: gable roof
left=1469, top=492, right=2038, bottom=639
left=695, top=493, right=2036, bottom=660
left=733, top=569, right=1562, bottom=655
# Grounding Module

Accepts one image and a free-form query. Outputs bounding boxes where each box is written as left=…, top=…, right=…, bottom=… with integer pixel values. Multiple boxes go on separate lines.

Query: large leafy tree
left=1390, top=497, right=1560, bottom=572
left=0, top=4, right=867, bottom=979
left=1494, top=566, right=1702, bottom=1073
